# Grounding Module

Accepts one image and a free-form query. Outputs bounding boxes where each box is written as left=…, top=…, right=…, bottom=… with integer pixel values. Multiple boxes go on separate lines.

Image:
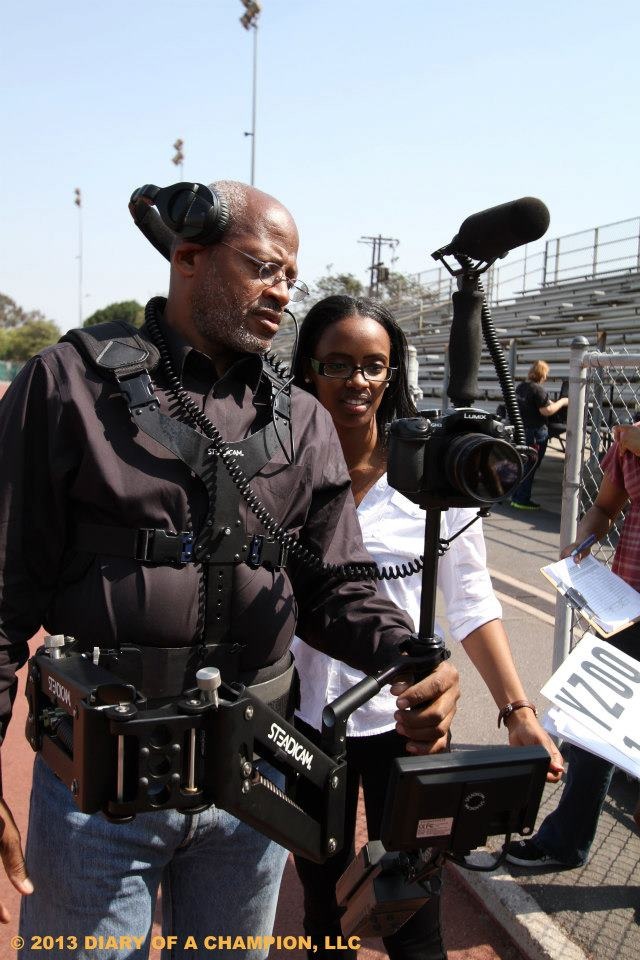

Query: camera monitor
left=380, top=745, right=549, bottom=856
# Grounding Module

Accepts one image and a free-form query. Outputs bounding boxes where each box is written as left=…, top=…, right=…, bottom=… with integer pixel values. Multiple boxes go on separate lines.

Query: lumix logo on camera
left=388, top=408, right=523, bottom=509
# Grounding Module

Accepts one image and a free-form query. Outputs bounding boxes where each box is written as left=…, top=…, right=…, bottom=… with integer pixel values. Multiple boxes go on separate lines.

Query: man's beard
left=191, top=264, right=271, bottom=355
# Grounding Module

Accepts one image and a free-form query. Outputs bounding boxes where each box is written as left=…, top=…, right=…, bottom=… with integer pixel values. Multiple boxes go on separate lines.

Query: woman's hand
left=504, top=710, right=564, bottom=782
left=560, top=539, right=593, bottom=562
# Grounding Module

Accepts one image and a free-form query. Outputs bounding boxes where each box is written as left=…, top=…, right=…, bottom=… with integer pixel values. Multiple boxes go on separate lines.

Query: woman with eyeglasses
left=290, top=295, right=562, bottom=960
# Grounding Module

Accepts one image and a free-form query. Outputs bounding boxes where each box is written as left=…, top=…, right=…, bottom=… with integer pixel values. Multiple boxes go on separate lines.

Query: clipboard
left=541, top=554, right=640, bottom=638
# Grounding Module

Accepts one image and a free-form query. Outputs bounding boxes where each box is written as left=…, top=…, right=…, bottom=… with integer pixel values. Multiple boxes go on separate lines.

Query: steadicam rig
left=26, top=628, right=550, bottom=929
left=25, top=630, right=450, bottom=862
left=26, top=632, right=346, bottom=861
left=328, top=199, right=555, bottom=936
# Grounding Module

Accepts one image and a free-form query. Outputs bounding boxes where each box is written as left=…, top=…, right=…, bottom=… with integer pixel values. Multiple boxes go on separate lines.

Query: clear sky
left=2, top=0, right=639, bottom=332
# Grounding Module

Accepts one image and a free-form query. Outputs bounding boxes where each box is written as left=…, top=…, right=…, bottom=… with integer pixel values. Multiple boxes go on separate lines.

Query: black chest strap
left=61, top=320, right=161, bottom=378
left=65, top=322, right=294, bottom=680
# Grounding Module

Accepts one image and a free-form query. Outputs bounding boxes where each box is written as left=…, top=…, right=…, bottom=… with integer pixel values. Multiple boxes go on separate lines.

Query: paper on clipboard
left=540, top=554, right=640, bottom=637
left=542, top=707, right=640, bottom=780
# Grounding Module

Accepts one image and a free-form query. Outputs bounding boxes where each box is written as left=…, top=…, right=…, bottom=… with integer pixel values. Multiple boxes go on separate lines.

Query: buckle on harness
left=247, top=535, right=288, bottom=571
left=116, top=371, right=157, bottom=411
left=136, top=529, right=194, bottom=564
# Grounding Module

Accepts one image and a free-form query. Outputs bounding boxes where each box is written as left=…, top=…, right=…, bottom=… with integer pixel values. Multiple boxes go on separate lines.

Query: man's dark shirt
left=0, top=312, right=414, bottom=741
left=516, top=379, right=550, bottom=429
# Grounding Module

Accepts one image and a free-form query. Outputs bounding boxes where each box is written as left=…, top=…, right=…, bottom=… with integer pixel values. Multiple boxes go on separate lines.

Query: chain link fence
left=556, top=341, right=640, bottom=662
left=0, top=360, right=23, bottom=382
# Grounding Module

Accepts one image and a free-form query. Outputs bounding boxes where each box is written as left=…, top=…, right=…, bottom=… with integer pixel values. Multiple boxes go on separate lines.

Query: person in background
left=290, top=295, right=563, bottom=960
left=510, top=360, right=568, bottom=511
left=507, top=420, right=640, bottom=869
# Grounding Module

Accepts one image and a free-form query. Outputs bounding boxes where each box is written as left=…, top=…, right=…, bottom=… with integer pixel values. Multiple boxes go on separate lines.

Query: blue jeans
left=534, top=622, right=640, bottom=866
left=512, top=425, right=548, bottom=504
left=20, top=757, right=289, bottom=960
left=535, top=744, right=614, bottom=866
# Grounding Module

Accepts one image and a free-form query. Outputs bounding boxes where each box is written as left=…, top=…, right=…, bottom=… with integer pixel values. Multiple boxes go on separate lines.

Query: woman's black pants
left=293, top=720, right=447, bottom=960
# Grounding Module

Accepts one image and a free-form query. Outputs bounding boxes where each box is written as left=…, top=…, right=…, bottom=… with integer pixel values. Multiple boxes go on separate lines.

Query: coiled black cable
left=144, top=298, right=476, bottom=581
left=457, top=255, right=526, bottom=446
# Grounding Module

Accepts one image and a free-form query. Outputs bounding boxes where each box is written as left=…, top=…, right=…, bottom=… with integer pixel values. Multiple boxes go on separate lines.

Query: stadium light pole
left=239, top=1, right=261, bottom=185
left=74, top=188, right=83, bottom=326
left=172, top=138, right=185, bottom=179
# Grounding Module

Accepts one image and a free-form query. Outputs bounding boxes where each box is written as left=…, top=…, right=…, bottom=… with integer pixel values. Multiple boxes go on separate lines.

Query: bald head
left=211, top=180, right=298, bottom=248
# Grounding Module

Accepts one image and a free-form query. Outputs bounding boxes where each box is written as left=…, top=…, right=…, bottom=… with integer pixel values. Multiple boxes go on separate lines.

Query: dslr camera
left=388, top=407, right=524, bottom=509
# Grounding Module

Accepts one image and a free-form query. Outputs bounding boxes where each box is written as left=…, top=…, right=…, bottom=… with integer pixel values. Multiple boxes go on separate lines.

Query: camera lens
left=445, top=434, right=522, bottom=504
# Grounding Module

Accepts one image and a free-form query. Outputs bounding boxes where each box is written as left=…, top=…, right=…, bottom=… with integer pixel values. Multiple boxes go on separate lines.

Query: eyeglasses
left=219, top=241, right=309, bottom=302
left=309, top=358, right=397, bottom=382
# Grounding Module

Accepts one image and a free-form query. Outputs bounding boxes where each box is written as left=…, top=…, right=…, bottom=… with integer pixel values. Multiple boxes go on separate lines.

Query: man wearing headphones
left=0, top=181, right=459, bottom=958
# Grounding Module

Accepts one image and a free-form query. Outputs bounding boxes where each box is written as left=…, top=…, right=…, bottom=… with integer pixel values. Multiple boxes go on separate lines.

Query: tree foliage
left=312, top=270, right=364, bottom=302
left=300, top=265, right=430, bottom=315
left=0, top=293, right=50, bottom=330
left=0, top=294, right=26, bottom=328
left=1, top=319, right=62, bottom=361
left=83, top=300, right=145, bottom=329
left=0, top=294, right=61, bottom=361
left=380, top=270, right=429, bottom=305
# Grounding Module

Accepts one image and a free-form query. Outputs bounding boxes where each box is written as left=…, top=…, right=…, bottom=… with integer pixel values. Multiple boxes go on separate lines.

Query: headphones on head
left=129, top=182, right=231, bottom=261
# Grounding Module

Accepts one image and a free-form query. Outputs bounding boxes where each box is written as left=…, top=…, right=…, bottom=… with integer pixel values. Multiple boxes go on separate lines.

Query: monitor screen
left=380, top=745, right=549, bottom=855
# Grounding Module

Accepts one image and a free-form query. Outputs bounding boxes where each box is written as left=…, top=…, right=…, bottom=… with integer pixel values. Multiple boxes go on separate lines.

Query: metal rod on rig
left=409, top=507, right=448, bottom=673
left=419, top=507, right=441, bottom=641
left=322, top=509, right=449, bottom=757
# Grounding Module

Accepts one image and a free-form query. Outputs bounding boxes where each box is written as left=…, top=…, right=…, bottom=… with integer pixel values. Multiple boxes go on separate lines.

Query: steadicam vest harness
left=61, top=319, right=295, bottom=710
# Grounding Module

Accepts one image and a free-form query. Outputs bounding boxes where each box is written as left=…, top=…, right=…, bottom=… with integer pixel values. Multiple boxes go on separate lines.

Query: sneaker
left=510, top=500, right=541, bottom=511
left=505, top=838, right=564, bottom=867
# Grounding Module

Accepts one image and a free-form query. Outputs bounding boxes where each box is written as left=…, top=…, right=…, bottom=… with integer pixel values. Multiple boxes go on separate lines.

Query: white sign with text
left=541, top=633, right=640, bottom=772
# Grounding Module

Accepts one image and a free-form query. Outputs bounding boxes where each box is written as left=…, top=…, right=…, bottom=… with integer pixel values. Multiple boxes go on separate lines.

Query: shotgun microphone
left=440, top=197, right=550, bottom=263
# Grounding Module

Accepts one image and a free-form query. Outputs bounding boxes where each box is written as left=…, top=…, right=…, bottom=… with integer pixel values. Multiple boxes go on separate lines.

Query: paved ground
left=452, top=447, right=640, bottom=960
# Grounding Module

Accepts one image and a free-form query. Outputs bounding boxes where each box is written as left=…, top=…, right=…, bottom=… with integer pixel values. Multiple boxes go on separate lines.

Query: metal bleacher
left=406, top=269, right=640, bottom=403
